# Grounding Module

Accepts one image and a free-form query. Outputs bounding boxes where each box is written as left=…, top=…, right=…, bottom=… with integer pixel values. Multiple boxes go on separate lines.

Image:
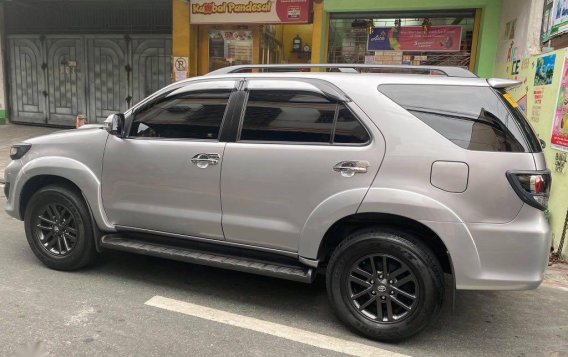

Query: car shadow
left=86, top=250, right=568, bottom=356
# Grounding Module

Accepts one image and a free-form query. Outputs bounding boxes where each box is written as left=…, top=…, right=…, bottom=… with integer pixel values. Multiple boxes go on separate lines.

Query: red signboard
left=191, top=0, right=311, bottom=24
left=368, top=25, right=462, bottom=52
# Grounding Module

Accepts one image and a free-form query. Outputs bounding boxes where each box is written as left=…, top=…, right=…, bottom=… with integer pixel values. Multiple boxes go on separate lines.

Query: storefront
left=173, top=0, right=315, bottom=78
left=313, top=0, right=502, bottom=78
left=172, top=0, right=501, bottom=78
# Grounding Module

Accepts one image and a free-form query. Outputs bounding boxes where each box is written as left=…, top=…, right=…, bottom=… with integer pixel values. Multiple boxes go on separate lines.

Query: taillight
left=506, top=171, right=551, bottom=210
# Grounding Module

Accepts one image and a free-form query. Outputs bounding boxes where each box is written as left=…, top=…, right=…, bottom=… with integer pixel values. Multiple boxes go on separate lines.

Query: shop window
left=209, top=30, right=253, bottom=72
left=327, top=12, right=476, bottom=69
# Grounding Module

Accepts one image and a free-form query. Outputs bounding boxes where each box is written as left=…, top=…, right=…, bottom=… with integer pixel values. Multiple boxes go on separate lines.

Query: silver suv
left=4, top=64, right=552, bottom=341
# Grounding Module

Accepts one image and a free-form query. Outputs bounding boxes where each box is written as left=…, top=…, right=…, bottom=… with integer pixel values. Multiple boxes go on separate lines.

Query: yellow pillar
left=172, top=0, right=198, bottom=78
left=310, top=0, right=329, bottom=65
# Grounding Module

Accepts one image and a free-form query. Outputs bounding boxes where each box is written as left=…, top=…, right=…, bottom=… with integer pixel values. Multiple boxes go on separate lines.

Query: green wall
left=496, top=52, right=568, bottom=258
left=322, top=0, right=503, bottom=78
left=0, top=109, right=5, bottom=125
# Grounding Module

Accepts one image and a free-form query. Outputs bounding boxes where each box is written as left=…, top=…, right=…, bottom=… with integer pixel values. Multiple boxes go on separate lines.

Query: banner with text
left=190, top=0, right=311, bottom=24
left=368, top=26, right=462, bottom=52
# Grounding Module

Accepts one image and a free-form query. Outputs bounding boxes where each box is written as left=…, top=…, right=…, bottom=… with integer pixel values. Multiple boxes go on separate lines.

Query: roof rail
left=206, top=64, right=478, bottom=78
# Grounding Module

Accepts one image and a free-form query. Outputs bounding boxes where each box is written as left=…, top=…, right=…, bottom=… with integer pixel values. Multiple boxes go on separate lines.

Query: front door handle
left=191, top=153, right=220, bottom=169
left=333, top=161, right=370, bottom=177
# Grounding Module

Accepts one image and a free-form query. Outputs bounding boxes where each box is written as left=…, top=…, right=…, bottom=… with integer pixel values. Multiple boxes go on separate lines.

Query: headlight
left=10, top=144, right=32, bottom=160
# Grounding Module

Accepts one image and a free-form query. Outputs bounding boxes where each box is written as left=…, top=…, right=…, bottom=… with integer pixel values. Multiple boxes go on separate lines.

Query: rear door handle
left=191, top=153, right=220, bottom=169
left=333, top=161, right=369, bottom=177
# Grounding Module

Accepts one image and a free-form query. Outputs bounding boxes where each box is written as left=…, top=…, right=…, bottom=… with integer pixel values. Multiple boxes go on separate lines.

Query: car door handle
left=191, top=153, right=220, bottom=169
left=333, top=161, right=370, bottom=177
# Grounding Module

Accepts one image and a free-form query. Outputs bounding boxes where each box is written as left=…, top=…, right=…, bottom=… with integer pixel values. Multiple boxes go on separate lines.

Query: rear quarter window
left=378, top=84, right=541, bottom=153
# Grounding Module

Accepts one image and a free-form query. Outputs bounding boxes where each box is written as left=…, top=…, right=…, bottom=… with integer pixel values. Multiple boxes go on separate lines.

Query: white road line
left=145, top=295, right=410, bottom=357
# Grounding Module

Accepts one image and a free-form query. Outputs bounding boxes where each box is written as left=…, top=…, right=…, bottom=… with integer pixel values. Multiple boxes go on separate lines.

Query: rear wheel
left=326, top=228, right=444, bottom=341
left=24, top=185, right=97, bottom=270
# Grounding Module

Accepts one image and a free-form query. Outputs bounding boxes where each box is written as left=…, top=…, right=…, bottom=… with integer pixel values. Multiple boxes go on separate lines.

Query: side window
left=130, top=89, right=232, bottom=140
left=240, top=90, right=337, bottom=143
left=378, top=84, right=529, bottom=152
left=334, top=105, right=370, bottom=144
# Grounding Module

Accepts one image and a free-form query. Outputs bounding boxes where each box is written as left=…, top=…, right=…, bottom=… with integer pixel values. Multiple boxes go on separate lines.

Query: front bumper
left=4, top=159, right=24, bottom=220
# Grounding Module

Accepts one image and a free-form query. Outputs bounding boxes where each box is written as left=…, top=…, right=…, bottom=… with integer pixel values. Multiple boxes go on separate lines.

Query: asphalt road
left=1, top=205, right=567, bottom=357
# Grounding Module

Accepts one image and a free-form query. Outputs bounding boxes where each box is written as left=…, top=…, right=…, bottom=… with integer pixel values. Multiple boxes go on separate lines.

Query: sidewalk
left=544, top=262, right=568, bottom=291
left=0, top=124, right=62, bottom=181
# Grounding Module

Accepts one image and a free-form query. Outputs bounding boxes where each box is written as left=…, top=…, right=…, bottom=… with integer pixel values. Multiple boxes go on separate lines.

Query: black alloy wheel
left=347, top=254, right=419, bottom=323
left=32, top=203, right=79, bottom=256
left=24, top=185, right=97, bottom=270
left=326, top=228, right=444, bottom=341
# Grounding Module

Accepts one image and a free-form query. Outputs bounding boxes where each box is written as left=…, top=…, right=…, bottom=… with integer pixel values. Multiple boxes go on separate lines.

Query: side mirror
left=104, top=113, right=125, bottom=137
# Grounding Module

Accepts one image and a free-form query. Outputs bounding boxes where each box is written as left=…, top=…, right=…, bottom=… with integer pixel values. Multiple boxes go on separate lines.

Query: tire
left=326, top=227, right=444, bottom=341
left=24, top=184, right=97, bottom=271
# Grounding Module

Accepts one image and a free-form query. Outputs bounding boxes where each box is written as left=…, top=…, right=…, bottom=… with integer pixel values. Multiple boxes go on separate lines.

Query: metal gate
left=7, top=34, right=172, bottom=126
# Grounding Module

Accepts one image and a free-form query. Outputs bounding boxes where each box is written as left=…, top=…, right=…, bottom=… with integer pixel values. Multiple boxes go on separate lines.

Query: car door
left=220, top=79, right=384, bottom=252
left=102, top=80, right=238, bottom=240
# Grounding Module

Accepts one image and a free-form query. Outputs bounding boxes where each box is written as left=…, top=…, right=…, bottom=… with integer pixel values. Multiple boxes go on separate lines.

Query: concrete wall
left=497, top=0, right=544, bottom=65
left=0, top=3, right=5, bottom=124
left=494, top=0, right=568, bottom=258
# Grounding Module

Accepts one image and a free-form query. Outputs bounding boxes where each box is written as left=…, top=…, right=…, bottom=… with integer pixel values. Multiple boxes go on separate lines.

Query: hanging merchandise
left=422, top=18, right=432, bottom=34
left=292, top=35, right=302, bottom=52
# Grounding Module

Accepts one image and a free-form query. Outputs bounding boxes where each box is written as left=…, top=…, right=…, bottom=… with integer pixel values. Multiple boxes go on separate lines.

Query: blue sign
left=368, top=27, right=393, bottom=51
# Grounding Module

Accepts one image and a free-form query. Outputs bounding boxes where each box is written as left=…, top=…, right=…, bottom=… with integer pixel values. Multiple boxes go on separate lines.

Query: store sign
left=368, top=26, right=462, bottom=52
left=190, top=0, right=311, bottom=24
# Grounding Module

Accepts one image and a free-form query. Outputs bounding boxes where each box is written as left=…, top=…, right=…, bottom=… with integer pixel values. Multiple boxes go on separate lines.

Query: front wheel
left=326, top=228, right=444, bottom=341
left=24, top=185, right=97, bottom=271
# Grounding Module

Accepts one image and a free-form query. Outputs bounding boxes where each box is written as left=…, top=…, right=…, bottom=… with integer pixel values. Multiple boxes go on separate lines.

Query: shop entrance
left=327, top=10, right=479, bottom=71
left=197, top=24, right=313, bottom=75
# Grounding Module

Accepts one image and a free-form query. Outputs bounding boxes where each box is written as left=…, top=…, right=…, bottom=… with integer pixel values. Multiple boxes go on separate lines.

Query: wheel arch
left=316, top=213, right=453, bottom=274
left=16, top=157, right=114, bottom=232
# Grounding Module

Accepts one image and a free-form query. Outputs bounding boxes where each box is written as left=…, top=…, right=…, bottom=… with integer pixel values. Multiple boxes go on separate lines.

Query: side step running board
left=100, top=235, right=315, bottom=283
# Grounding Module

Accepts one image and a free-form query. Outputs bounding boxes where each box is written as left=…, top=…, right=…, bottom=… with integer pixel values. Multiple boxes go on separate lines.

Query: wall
left=320, top=0, right=503, bottom=77
left=0, top=3, right=5, bottom=124
left=282, top=24, right=312, bottom=64
left=494, top=0, right=567, bottom=258
left=497, top=0, right=543, bottom=64
left=495, top=50, right=568, bottom=258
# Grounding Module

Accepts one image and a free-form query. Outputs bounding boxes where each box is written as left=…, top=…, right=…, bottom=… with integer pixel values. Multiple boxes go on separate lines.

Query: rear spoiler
left=487, top=78, right=522, bottom=89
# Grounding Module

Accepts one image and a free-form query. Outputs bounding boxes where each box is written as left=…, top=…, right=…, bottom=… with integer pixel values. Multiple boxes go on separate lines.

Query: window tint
left=131, top=89, right=231, bottom=139
left=334, top=105, right=370, bottom=144
left=240, top=90, right=336, bottom=143
left=378, top=85, right=536, bottom=152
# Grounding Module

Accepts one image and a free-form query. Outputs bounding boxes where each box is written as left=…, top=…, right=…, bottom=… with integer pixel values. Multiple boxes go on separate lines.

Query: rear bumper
left=462, top=205, right=551, bottom=290
left=423, top=204, right=551, bottom=291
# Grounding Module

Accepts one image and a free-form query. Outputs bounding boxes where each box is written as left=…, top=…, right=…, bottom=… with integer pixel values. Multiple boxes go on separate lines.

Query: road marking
left=145, top=295, right=409, bottom=357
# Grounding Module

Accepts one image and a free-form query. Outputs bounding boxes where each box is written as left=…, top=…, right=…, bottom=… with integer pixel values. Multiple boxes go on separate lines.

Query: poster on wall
left=542, top=0, right=555, bottom=42
left=551, top=53, right=568, bottom=152
left=550, top=0, right=568, bottom=37
left=367, top=26, right=462, bottom=52
left=535, top=54, right=556, bottom=85
left=190, top=0, right=311, bottom=24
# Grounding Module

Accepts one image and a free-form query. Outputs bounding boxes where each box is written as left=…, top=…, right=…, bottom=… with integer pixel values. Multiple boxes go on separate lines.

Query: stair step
left=100, top=235, right=314, bottom=283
